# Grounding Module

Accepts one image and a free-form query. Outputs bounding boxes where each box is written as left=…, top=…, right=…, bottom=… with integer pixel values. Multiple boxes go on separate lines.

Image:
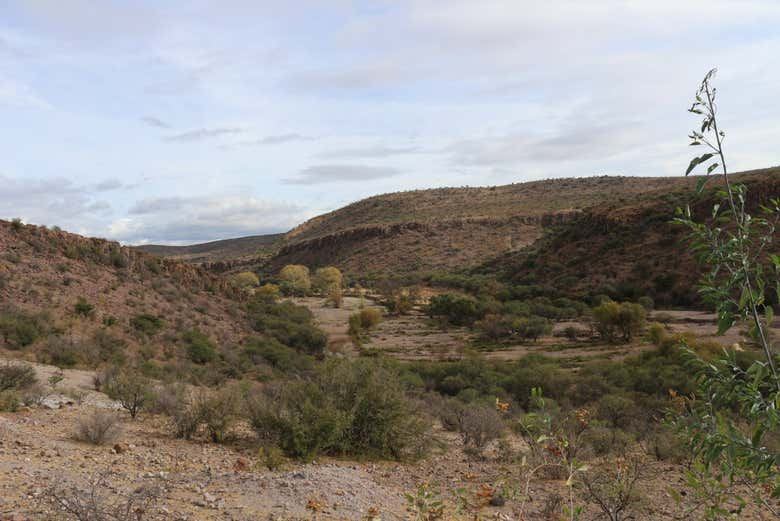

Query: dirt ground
left=299, top=297, right=774, bottom=364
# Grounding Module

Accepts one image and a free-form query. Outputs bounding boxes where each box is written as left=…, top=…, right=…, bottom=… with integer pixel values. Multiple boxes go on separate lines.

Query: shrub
left=257, top=445, right=286, bottom=471
left=592, top=301, right=646, bottom=342
left=582, top=427, right=633, bottom=456
left=248, top=299, right=326, bottom=355
left=44, top=472, right=163, bottom=521
left=74, top=410, right=121, bottom=445
left=427, top=294, right=483, bottom=326
left=181, top=329, right=217, bottom=364
left=74, top=297, right=94, bottom=317
left=0, top=308, right=47, bottom=349
left=130, top=314, right=163, bottom=337
left=248, top=359, right=430, bottom=461
left=0, top=363, right=37, bottom=392
left=279, top=264, right=311, bottom=296
left=514, top=315, right=553, bottom=342
left=0, top=390, right=20, bottom=412
left=637, top=296, right=654, bottom=311
left=196, top=386, right=241, bottom=443
left=43, top=335, right=81, bottom=367
left=255, top=283, right=281, bottom=302
left=458, top=404, right=504, bottom=454
left=243, top=337, right=313, bottom=374
left=104, top=370, right=152, bottom=419
left=348, top=308, right=383, bottom=343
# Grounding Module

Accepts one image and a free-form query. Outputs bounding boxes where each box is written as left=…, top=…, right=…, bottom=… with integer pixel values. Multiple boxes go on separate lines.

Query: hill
left=135, top=169, right=780, bottom=295
left=473, top=167, right=780, bottom=307
left=136, top=233, right=283, bottom=269
left=0, top=220, right=323, bottom=381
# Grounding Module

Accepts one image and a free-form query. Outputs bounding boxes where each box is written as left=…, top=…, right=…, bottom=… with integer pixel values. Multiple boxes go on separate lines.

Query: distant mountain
left=136, top=233, right=283, bottom=263
left=134, top=168, right=780, bottom=300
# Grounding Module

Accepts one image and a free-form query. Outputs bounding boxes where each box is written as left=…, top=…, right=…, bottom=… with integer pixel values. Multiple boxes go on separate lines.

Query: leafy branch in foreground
left=671, top=68, right=780, bottom=519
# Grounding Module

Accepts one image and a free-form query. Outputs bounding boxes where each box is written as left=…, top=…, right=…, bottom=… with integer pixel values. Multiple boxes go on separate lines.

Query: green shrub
left=243, top=337, right=313, bottom=373
left=181, top=329, right=217, bottom=364
left=248, top=359, right=430, bottom=461
left=247, top=299, right=326, bottom=355
left=43, top=335, right=80, bottom=367
left=0, top=308, right=47, bottom=349
left=257, top=445, right=287, bottom=471
left=348, top=308, right=383, bottom=343
left=592, top=301, right=646, bottom=342
left=427, top=294, right=483, bottom=326
left=104, top=370, right=152, bottom=419
left=0, top=390, right=21, bottom=412
left=0, top=363, right=37, bottom=392
left=130, top=314, right=163, bottom=337
left=74, top=297, right=94, bottom=317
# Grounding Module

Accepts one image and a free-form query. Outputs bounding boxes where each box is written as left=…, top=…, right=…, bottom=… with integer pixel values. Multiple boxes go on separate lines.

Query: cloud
left=0, top=79, right=51, bottom=109
left=225, top=133, right=317, bottom=149
left=141, top=116, right=171, bottom=129
left=112, top=194, right=306, bottom=244
left=0, top=174, right=106, bottom=232
left=285, top=164, right=402, bottom=185
left=164, top=127, right=243, bottom=142
left=94, top=178, right=124, bottom=191
left=447, top=116, right=641, bottom=167
left=316, top=145, right=423, bottom=159
left=129, top=197, right=185, bottom=215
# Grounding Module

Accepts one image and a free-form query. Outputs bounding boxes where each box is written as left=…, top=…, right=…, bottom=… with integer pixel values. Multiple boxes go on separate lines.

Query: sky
left=1, top=1, right=779, bottom=245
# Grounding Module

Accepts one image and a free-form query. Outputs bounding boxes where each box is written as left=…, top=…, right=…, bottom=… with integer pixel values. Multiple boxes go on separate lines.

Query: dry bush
left=44, top=471, right=164, bottom=521
left=459, top=404, right=504, bottom=457
left=74, top=410, right=121, bottom=445
left=0, top=362, right=37, bottom=392
left=577, top=458, right=642, bottom=521
left=196, top=386, right=242, bottom=443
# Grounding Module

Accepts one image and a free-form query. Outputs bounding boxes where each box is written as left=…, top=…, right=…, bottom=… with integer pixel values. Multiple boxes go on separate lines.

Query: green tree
left=230, top=271, right=260, bottom=289
left=279, top=265, right=311, bottom=296
left=670, top=69, right=780, bottom=518
left=313, top=266, right=342, bottom=294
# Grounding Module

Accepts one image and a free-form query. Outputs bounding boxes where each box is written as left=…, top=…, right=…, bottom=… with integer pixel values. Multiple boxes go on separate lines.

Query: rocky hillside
left=477, top=168, right=780, bottom=306
left=136, top=168, right=780, bottom=286
left=137, top=233, right=283, bottom=268
left=0, top=219, right=253, bottom=376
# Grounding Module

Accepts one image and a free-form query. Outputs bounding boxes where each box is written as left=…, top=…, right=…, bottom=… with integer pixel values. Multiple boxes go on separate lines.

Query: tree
left=104, top=370, right=151, bottom=419
left=313, top=266, right=342, bottom=294
left=592, top=301, right=646, bottom=343
left=279, top=265, right=311, bottom=296
left=670, top=69, right=780, bottom=518
left=230, top=271, right=260, bottom=289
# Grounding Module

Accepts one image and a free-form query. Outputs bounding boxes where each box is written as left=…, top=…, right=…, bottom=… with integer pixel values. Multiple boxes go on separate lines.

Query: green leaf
left=706, top=162, right=720, bottom=175
left=686, top=153, right=714, bottom=176
left=696, top=177, right=710, bottom=194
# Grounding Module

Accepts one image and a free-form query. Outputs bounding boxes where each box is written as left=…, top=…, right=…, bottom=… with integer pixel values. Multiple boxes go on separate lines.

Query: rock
left=489, top=495, right=506, bottom=507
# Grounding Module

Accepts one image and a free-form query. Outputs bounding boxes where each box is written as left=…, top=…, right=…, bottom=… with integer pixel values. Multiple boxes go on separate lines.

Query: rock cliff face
left=264, top=211, right=581, bottom=277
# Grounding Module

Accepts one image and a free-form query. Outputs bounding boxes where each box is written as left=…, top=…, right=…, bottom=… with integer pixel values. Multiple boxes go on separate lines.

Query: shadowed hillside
left=0, top=219, right=254, bottom=377
left=474, top=168, right=780, bottom=307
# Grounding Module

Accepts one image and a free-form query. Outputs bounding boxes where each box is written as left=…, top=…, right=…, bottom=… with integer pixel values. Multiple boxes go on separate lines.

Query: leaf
left=686, top=153, right=714, bottom=176
left=706, top=162, right=720, bottom=175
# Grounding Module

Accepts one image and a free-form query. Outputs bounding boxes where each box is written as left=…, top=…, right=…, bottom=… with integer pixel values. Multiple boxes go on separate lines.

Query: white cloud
left=285, top=165, right=403, bottom=185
